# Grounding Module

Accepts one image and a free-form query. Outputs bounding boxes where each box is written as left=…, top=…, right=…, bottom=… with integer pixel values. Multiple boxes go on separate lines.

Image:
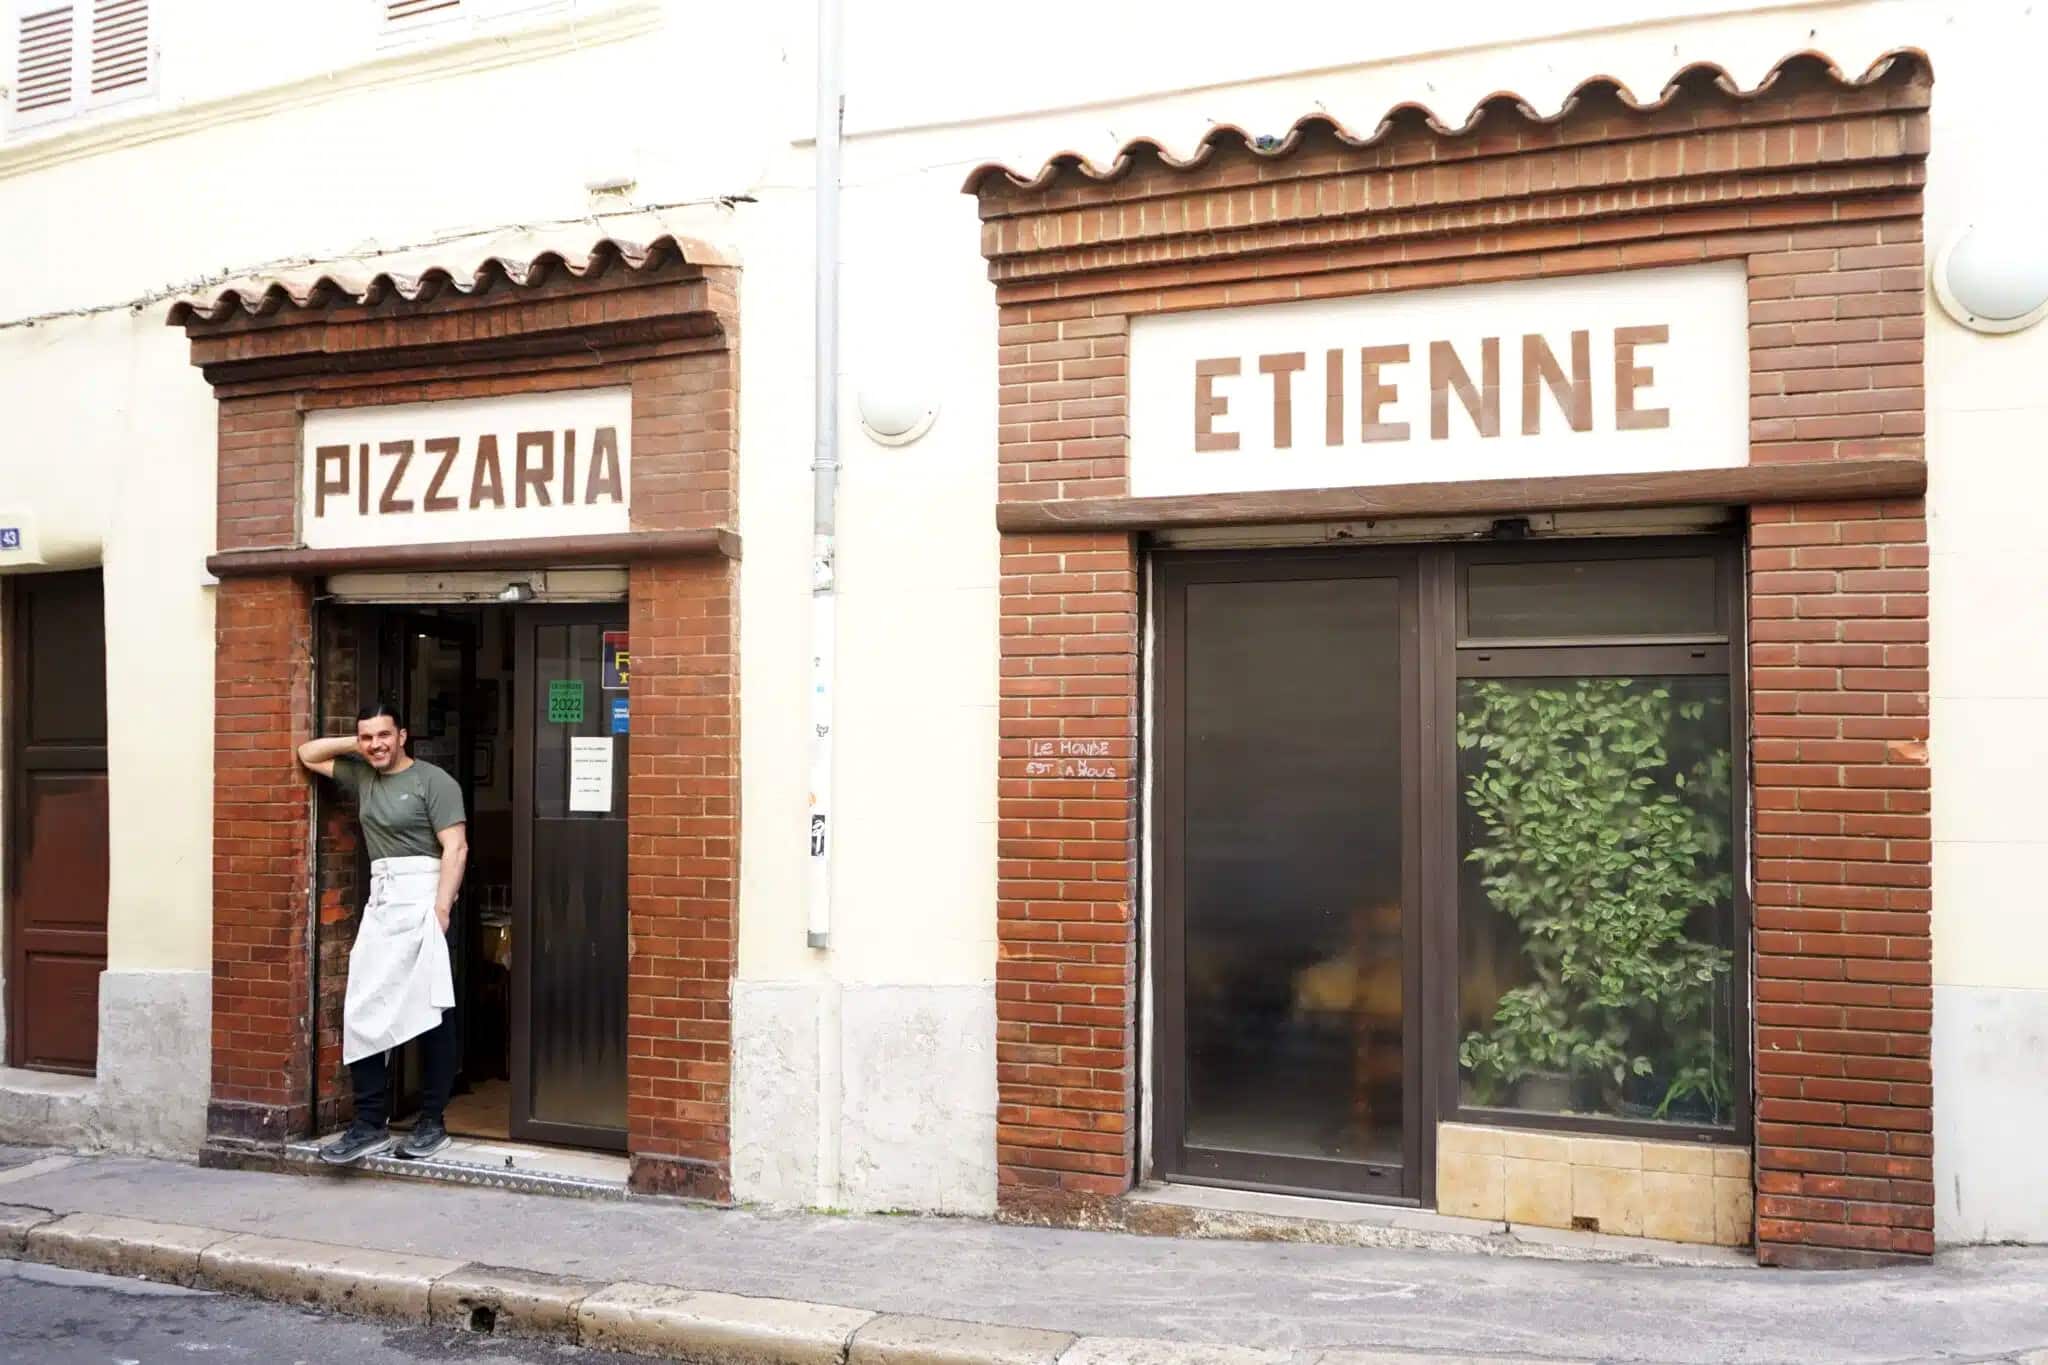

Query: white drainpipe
left=807, top=0, right=843, bottom=952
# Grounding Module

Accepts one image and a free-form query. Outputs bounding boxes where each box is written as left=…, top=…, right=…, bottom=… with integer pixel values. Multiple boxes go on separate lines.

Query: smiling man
left=296, top=701, right=469, bottom=1164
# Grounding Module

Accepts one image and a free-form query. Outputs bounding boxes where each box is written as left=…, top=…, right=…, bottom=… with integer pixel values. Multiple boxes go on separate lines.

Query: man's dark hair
left=356, top=699, right=402, bottom=725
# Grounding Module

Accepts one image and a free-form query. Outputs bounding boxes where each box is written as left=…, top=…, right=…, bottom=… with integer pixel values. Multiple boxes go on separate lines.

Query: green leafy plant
left=1650, top=1020, right=1735, bottom=1119
left=1455, top=678, right=1734, bottom=1117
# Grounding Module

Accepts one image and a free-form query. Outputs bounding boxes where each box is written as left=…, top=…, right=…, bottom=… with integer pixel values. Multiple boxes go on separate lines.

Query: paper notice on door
left=569, top=737, right=613, bottom=813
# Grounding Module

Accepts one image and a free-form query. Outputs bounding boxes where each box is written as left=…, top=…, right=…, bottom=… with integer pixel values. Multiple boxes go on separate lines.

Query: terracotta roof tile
left=961, top=48, right=1930, bottom=196
left=167, top=212, right=735, bottom=326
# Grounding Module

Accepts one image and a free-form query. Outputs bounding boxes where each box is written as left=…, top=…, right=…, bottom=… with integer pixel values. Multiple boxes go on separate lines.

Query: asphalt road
left=0, top=1259, right=662, bottom=1365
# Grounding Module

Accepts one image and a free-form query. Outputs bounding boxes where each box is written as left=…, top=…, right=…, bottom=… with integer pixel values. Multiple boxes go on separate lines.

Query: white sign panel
left=569, top=737, right=614, bottom=813
left=1129, top=263, right=1748, bottom=497
left=301, top=387, right=632, bottom=549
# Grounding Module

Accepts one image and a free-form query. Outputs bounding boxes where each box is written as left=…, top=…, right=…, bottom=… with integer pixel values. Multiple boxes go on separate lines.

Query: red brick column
left=624, top=557, right=738, bottom=1198
left=1749, top=498, right=1933, bottom=1266
left=996, top=531, right=1140, bottom=1209
left=208, top=574, right=316, bottom=1152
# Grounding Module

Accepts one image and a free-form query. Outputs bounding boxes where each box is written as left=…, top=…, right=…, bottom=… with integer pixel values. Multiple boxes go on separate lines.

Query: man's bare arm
left=296, top=735, right=357, bottom=780
left=433, top=824, right=469, bottom=934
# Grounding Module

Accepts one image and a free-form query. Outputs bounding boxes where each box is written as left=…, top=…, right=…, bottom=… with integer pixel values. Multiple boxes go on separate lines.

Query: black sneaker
left=318, top=1121, right=394, bottom=1166
left=396, top=1118, right=451, bottom=1161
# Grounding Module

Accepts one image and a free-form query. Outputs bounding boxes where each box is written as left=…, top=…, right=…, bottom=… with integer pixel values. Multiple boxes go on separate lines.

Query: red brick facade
left=997, top=532, right=1141, bottom=1199
left=209, top=574, right=315, bottom=1144
left=180, top=241, right=742, bottom=1195
left=971, top=52, right=1934, bottom=1264
left=624, top=557, right=738, bottom=1197
left=1749, top=499, right=1933, bottom=1260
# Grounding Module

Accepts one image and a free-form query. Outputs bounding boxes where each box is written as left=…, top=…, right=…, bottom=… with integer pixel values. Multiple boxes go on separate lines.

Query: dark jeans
left=349, top=1009, right=456, bottom=1130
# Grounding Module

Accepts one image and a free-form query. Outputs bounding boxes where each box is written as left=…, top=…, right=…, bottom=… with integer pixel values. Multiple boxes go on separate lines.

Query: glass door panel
left=1159, top=553, right=1419, bottom=1200
left=512, top=609, right=629, bottom=1148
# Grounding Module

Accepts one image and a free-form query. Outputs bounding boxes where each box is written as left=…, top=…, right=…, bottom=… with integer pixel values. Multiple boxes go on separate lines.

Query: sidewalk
left=1, top=1143, right=2045, bottom=1364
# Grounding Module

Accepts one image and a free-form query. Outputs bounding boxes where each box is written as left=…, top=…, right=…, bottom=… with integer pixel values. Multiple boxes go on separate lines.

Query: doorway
left=1153, top=551, right=1422, bottom=1201
left=335, top=599, right=630, bottom=1150
left=4, top=570, right=109, bottom=1074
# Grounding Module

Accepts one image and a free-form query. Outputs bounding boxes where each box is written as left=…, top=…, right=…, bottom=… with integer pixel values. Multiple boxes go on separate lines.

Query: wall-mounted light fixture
left=1933, top=222, right=2048, bottom=334
left=856, top=381, right=939, bottom=447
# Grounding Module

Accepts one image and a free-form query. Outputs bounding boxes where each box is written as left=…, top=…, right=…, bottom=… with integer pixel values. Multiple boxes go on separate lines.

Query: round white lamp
left=856, top=380, right=938, bottom=447
left=1933, top=222, right=2048, bottom=334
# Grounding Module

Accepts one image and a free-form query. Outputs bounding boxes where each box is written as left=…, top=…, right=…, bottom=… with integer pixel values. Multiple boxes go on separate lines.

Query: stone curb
left=198, top=1230, right=469, bottom=1323
left=0, top=1211, right=1095, bottom=1364
left=26, top=1211, right=227, bottom=1285
left=577, top=1281, right=874, bottom=1363
left=36, top=1207, right=2028, bottom=1364
left=0, top=1203, right=58, bottom=1257
left=850, top=1313, right=1075, bottom=1364
left=427, top=1261, right=606, bottom=1340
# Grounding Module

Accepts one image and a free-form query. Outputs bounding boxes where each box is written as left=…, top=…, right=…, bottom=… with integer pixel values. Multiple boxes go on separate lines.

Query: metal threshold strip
left=283, top=1131, right=629, bottom=1201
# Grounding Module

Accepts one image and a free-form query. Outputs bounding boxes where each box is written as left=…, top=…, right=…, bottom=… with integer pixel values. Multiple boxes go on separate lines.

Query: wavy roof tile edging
left=167, top=215, right=736, bottom=327
left=960, top=47, right=1931, bottom=197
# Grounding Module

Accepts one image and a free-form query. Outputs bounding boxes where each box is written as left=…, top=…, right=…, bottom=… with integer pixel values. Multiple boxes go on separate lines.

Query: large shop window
left=1452, top=545, right=1742, bottom=1132
left=1155, top=538, right=1746, bottom=1204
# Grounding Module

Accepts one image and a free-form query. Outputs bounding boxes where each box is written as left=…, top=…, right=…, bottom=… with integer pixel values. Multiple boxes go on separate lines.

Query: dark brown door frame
left=1151, top=547, right=1429, bottom=1205
left=510, top=602, right=630, bottom=1151
left=1147, top=534, right=1751, bottom=1207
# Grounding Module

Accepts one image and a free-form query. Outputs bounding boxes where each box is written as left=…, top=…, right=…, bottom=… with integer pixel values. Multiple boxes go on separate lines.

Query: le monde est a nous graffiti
left=1026, top=738, right=1120, bottom=780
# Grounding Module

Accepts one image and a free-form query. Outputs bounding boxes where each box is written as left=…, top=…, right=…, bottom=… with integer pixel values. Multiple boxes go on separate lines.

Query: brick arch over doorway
left=176, top=237, right=741, bottom=1199
left=968, top=51, right=1934, bottom=1267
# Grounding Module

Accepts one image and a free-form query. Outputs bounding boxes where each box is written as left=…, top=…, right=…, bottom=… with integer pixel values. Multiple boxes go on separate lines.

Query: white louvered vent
left=14, top=3, right=74, bottom=114
left=381, top=0, right=573, bottom=49
left=386, top=0, right=461, bottom=22
left=87, top=0, right=145, bottom=97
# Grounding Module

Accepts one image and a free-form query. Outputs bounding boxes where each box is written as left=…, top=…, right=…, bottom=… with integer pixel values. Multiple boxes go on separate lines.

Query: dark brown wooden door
left=511, top=606, right=629, bottom=1149
left=5, top=571, right=110, bottom=1074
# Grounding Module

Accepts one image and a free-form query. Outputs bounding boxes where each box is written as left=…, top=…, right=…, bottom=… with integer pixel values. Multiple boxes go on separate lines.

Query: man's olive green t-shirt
left=331, top=755, right=465, bottom=862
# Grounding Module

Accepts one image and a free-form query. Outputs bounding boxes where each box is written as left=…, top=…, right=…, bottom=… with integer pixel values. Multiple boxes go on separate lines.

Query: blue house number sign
left=0, top=528, right=19, bottom=551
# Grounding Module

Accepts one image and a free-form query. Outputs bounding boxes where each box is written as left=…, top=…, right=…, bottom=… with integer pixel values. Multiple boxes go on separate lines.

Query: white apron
left=342, top=856, right=455, bottom=1065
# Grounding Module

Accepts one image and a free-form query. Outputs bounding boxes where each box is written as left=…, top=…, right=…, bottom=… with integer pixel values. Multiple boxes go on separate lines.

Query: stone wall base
left=0, top=969, right=209, bottom=1157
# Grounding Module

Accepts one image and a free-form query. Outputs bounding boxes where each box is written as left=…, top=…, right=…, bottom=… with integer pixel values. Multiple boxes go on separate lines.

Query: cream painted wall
left=727, top=0, right=2047, bottom=1217
left=88, top=313, right=217, bottom=972
left=0, top=4, right=775, bottom=321
left=3, top=0, right=2041, bottom=1219
left=731, top=155, right=1001, bottom=987
left=0, top=311, right=215, bottom=973
left=736, top=0, right=2046, bottom=991
left=0, top=1, right=788, bottom=964
left=1910, top=1, right=2048, bottom=1244
left=1916, top=4, right=2048, bottom=995
left=0, top=0, right=785, bottom=1113
left=726, top=0, right=2044, bottom=1212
